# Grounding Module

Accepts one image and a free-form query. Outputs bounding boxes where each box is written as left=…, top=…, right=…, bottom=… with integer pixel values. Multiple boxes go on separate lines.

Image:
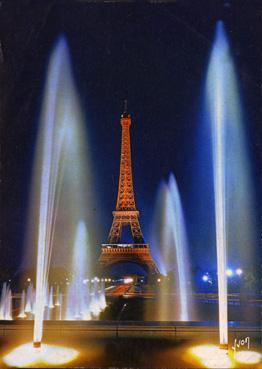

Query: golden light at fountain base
left=189, top=344, right=232, bottom=368
left=188, top=344, right=262, bottom=368
left=3, top=342, right=79, bottom=367
left=234, top=350, right=262, bottom=365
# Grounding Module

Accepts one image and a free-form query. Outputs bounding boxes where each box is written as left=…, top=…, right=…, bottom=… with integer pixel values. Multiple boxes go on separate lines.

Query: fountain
left=66, top=221, right=91, bottom=320
left=25, top=282, right=34, bottom=313
left=0, top=283, right=12, bottom=320
left=151, top=173, right=193, bottom=321
left=205, top=20, right=256, bottom=348
left=207, top=20, right=228, bottom=349
left=48, top=286, right=54, bottom=309
left=18, top=290, right=26, bottom=319
left=90, top=277, right=102, bottom=317
left=2, top=18, right=259, bottom=369
left=0, top=283, right=7, bottom=319
left=30, top=33, right=94, bottom=347
left=3, top=34, right=95, bottom=366
left=189, top=20, right=258, bottom=365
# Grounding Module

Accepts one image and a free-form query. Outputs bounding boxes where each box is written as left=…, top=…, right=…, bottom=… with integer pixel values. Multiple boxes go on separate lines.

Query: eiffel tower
left=98, top=103, right=159, bottom=274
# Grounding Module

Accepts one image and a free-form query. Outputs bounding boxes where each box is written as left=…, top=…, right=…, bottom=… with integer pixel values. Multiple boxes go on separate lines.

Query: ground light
left=235, top=268, right=243, bottom=276
left=234, top=350, right=261, bottom=365
left=188, top=344, right=262, bottom=368
left=3, top=342, right=79, bottom=367
left=189, top=344, right=232, bottom=368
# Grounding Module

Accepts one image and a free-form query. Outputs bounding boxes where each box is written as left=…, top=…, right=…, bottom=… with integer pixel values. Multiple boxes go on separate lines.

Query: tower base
left=98, top=244, right=159, bottom=274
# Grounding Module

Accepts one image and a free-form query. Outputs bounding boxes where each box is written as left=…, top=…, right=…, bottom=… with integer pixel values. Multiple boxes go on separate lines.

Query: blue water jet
left=66, top=221, right=91, bottom=320
left=29, top=35, right=95, bottom=345
left=151, top=174, right=193, bottom=321
left=205, top=20, right=257, bottom=345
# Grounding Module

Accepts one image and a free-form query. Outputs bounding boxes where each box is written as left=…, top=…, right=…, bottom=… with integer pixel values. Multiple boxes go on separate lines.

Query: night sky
left=1, top=1, right=261, bottom=276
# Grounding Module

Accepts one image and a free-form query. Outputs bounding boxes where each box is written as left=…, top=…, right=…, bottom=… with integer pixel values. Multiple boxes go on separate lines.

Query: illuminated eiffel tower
left=98, top=102, right=159, bottom=274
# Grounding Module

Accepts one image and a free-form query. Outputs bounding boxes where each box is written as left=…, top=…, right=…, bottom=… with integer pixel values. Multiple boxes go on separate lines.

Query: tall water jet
left=99, top=279, right=106, bottom=311
left=33, top=38, right=67, bottom=346
left=205, top=21, right=256, bottom=347
left=207, top=21, right=228, bottom=348
left=30, top=35, right=94, bottom=347
left=208, top=23, right=228, bottom=348
left=150, top=174, right=193, bottom=321
left=66, top=221, right=90, bottom=320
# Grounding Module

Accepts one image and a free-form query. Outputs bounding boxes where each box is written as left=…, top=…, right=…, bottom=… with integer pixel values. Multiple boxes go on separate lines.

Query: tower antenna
left=124, top=99, right=128, bottom=113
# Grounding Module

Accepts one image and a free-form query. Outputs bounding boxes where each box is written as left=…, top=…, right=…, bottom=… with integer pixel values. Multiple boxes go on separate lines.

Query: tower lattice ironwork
left=98, top=104, right=159, bottom=274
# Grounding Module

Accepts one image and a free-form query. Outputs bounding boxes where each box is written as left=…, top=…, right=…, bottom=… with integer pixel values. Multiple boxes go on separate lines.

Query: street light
left=226, top=269, right=233, bottom=277
left=235, top=268, right=243, bottom=276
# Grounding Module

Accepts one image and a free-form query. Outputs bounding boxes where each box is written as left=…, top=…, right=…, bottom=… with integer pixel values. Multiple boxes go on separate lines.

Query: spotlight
left=27, top=278, right=31, bottom=282
left=202, top=275, right=209, bottom=282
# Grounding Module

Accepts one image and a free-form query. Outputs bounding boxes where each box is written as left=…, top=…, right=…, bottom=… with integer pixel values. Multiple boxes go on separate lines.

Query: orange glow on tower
left=98, top=103, right=159, bottom=274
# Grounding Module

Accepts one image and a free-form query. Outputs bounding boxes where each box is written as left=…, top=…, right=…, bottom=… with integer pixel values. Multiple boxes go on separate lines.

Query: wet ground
left=101, top=295, right=261, bottom=322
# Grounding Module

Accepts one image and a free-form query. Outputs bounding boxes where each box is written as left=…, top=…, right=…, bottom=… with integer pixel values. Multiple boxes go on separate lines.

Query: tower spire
left=107, top=108, right=143, bottom=242
left=124, top=99, right=128, bottom=113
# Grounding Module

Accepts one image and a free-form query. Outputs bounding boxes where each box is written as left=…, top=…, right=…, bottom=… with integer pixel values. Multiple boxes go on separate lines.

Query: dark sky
left=1, top=1, right=261, bottom=275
